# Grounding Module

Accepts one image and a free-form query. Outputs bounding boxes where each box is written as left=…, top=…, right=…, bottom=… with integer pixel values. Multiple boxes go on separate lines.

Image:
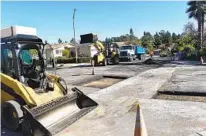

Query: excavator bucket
left=21, top=87, right=98, bottom=136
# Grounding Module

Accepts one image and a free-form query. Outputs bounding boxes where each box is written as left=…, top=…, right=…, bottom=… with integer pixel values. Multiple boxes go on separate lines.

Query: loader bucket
left=21, top=87, right=98, bottom=136
left=80, top=33, right=98, bottom=44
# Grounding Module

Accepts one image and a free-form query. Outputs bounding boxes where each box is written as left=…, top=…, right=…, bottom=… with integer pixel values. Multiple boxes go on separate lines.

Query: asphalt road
left=2, top=58, right=159, bottom=136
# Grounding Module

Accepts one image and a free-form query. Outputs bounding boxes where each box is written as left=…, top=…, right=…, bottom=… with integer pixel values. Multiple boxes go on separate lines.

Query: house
left=44, top=43, right=75, bottom=64
left=49, top=43, right=75, bottom=57
left=78, top=43, right=98, bottom=57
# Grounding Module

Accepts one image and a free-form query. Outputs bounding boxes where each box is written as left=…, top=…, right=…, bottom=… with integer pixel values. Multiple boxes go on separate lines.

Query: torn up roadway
left=58, top=66, right=206, bottom=136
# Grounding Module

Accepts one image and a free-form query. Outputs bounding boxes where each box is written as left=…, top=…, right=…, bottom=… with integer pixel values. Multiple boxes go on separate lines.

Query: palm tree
left=186, top=1, right=206, bottom=48
left=186, top=1, right=206, bottom=63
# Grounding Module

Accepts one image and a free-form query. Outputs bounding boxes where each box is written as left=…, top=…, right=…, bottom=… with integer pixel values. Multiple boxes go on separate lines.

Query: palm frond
left=187, top=1, right=197, bottom=6
left=186, top=5, right=197, bottom=13
left=188, top=11, right=197, bottom=19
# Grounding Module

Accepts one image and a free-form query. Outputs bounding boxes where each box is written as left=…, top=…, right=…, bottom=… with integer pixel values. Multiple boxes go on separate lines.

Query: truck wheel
left=140, top=55, right=142, bottom=60
left=2, top=100, right=23, bottom=131
left=113, top=56, right=119, bottom=64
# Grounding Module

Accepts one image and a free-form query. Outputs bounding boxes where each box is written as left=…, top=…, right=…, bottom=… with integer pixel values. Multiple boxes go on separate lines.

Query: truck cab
left=119, top=45, right=136, bottom=61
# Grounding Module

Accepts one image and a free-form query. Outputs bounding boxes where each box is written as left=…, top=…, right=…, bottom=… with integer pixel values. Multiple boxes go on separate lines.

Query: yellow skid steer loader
left=1, top=27, right=98, bottom=136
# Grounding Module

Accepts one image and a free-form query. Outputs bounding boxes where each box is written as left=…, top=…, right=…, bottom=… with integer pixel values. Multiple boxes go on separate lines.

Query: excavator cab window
left=1, top=47, right=16, bottom=78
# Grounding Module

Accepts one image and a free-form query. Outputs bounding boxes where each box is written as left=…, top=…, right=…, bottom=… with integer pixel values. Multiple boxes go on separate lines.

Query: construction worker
left=149, top=50, right=154, bottom=57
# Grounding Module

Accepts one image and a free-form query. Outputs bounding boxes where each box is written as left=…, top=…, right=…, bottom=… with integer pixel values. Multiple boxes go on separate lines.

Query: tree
left=70, top=38, right=78, bottom=44
left=130, top=28, right=134, bottom=37
left=58, top=38, right=62, bottom=43
left=154, top=32, right=162, bottom=48
left=186, top=1, right=206, bottom=49
left=65, top=41, right=68, bottom=43
left=105, top=37, right=112, bottom=43
left=105, top=29, right=140, bottom=45
left=141, top=31, right=154, bottom=50
left=184, top=22, right=197, bottom=34
left=129, top=28, right=137, bottom=42
left=183, top=22, right=198, bottom=46
left=45, top=40, right=48, bottom=44
left=159, top=30, right=172, bottom=44
left=166, top=31, right=172, bottom=44
left=172, top=33, right=178, bottom=43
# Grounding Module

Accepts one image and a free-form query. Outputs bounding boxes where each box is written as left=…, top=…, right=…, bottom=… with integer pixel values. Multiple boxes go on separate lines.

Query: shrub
left=62, top=49, right=70, bottom=57
left=183, top=44, right=196, bottom=56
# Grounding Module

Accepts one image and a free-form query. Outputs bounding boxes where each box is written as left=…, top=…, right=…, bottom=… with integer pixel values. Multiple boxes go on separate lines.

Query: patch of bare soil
left=82, top=78, right=123, bottom=89
left=156, top=94, right=206, bottom=102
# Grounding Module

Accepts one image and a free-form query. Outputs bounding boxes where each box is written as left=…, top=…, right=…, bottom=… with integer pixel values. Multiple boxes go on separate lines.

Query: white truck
left=119, top=45, right=136, bottom=61
left=119, top=45, right=146, bottom=62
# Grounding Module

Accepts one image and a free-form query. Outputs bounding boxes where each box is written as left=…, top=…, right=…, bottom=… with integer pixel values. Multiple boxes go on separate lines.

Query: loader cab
left=1, top=34, right=46, bottom=88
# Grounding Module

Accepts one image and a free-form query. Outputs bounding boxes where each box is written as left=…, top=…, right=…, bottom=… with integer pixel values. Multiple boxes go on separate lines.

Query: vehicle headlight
left=127, top=53, right=131, bottom=56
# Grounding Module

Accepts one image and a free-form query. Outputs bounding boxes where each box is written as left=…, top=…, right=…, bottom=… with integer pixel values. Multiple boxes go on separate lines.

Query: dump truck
left=80, top=33, right=119, bottom=66
left=1, top=26, right=98, bottom=136
left=119, top=45, right=145, bottom=62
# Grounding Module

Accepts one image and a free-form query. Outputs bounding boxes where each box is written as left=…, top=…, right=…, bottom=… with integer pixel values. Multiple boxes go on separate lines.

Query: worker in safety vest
left=149, top=50, right=154, bottom=57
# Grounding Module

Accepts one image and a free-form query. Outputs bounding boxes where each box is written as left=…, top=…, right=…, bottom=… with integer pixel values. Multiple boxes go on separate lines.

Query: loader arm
left=93, top=41, right=105, bottom=53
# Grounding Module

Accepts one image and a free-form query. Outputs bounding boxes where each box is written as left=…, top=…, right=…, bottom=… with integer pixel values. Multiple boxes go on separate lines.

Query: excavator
left=1, top=26, right=98, bottom=136
left=80, top=33, right=119, bottom=66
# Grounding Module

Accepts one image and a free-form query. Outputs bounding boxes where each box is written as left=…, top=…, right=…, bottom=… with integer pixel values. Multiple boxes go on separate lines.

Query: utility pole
left=73, top=8, right=78, bottom=63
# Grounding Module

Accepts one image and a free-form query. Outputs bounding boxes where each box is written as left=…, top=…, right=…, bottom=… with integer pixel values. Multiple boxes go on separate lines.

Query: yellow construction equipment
left=1, top=26, right=98, bottom=136
left=80, top=33, right=119, bottom=66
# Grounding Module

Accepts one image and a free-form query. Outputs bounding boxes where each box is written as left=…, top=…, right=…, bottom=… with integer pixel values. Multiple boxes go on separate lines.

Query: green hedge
left=56, top=56, right=91, bottom=64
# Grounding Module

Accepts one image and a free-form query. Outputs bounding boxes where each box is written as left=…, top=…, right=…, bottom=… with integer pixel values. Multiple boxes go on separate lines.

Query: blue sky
left=1, top=1, right=195, bottom=43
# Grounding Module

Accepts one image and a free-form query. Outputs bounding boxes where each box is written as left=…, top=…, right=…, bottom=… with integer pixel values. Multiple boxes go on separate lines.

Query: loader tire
left=2, top=100, right=23, bottom=131
left=21, top=119, right=33, bottom=136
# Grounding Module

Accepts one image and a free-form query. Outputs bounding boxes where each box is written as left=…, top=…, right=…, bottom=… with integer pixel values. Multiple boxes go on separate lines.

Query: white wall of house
left=79, top=44, right=97, bottom=57
left=53, top=46, right=64, bottom=57
left=79, top=45, right=90, bottom=57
